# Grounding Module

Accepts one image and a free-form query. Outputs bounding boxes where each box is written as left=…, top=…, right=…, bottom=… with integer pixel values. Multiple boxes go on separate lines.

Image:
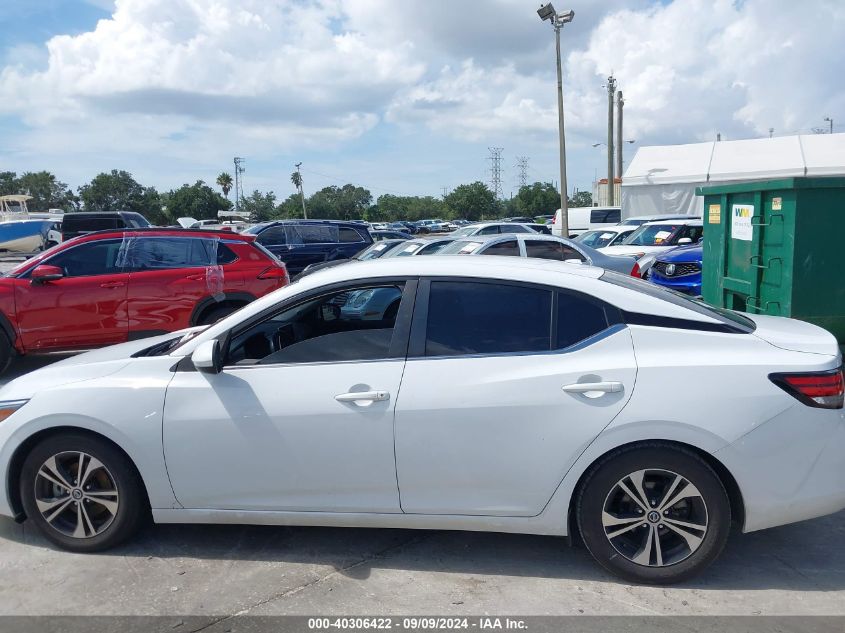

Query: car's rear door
left=393, top=278, right=637, bottom=516
left=13, top=238, right=129, bottom=350
left=124, top=235, right=222, bottom=334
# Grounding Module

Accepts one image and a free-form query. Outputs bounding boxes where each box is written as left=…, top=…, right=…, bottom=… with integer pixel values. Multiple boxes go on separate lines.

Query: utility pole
left=441, top=186, right=449, bottom=198
left=488, top=147, right=504, bottom=200
left=233, top=157, right=245, bottom=212
left=294, top=162, right=307, bottom=219
left=615, top=90, right=624, bottom=183
left=606, top=75, right=616, bottom=206
left=515, top=156, right=529, bottom=189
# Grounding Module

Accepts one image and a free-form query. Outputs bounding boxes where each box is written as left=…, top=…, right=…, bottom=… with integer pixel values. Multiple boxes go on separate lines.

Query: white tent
left=620, top=133, right=845, bottom=219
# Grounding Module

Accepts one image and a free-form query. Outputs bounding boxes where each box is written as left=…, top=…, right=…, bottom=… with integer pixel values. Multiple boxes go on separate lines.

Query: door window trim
left=217, top=277, right=417, bottom=369
left=407, top=276, right=623, bottom=360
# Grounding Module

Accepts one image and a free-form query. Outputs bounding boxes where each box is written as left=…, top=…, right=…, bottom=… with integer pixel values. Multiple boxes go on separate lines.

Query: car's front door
left=162, top=280, right=414, bottom=512
left=12, top=239, right=129, bottom=351
left=394, top=279, right=637, bottom=517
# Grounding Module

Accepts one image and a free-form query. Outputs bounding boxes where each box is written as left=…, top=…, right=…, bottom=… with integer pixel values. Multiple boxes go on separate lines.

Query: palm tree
left=216, top=172, right=233, bottom=199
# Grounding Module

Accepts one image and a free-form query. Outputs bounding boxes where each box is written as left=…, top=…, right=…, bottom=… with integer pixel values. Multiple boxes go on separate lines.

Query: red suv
left=0, top=229, right=289, bottom=371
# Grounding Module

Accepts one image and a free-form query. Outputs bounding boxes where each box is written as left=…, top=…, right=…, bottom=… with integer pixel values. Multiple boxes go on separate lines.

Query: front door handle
left=99, top=281, right=126, bottom=289
left=334, top=391, right=390, bottom=405
left=562, top=382, right=623, bottom=397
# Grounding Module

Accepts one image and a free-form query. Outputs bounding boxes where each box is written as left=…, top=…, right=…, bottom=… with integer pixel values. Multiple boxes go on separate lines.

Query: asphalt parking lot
left=0, top=355, right=844, bottom=617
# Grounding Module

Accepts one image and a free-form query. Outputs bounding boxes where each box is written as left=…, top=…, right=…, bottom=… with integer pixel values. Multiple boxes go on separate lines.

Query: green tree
left=240, top=190, right=277, bottom=222
left=216, top=172, right=233, bottom=199
left=165, top=181, right=231, bottom=221
left=307, top=184, right=372, bottom=220
left=514, top=182, right=560, bottom=218
left=0, top=172, right=17, bottom=196
left=568, top=190, right=593, bottom=208
left=443, top=182, right=496, bottom=221
left=78, top=170, right=161, bottom=221
left=275, top=194, right=303, bottom=219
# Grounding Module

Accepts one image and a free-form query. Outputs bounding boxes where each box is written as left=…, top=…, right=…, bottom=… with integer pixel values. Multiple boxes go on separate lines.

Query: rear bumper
left=716, top=403, right=845, bottom=533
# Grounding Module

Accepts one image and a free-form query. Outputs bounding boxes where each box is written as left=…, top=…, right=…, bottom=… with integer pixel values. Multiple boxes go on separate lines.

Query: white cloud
left=1, top=0, right=844, bottom=193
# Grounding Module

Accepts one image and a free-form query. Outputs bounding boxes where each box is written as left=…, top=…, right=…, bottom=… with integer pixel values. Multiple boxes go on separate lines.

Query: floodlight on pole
left=537, top=3, right=575, bottom=237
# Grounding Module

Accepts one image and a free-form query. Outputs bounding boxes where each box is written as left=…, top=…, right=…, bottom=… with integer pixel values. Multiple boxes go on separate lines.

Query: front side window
left=425, top=281, right=551, bottom=356
left=41, top=239, right=124, bottom=277
left=227, top=284, right=405, bottom=365
left=480, top=240, right=520, bottom=257
left=255, top=226, right=287, bottom=247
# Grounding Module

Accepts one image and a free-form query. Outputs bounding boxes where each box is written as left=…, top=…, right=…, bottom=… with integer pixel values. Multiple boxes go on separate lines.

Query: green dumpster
left=697, top=177, right=845, bottom=348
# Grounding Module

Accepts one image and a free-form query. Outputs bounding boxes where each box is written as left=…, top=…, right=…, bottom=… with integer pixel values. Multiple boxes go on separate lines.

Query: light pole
left=538, top=3, right=574, bottom=237
left=824, top=117, right=834, bottom=134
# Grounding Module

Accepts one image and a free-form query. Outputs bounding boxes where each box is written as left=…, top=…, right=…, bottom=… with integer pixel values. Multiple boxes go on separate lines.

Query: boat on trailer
left=0, top=195, right=52, bottom=253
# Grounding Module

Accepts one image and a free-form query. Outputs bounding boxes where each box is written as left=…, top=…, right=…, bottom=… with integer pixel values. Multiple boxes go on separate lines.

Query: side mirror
left=192, top=339, right=223, bottom=374
left=31, top=265, right=65, bottom=284
left=677, top=237, right=693, bottom=245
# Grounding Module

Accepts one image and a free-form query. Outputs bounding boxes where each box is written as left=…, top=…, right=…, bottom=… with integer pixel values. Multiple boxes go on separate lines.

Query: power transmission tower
left=515, top=156, right=529, bottom=189
left=233, top=157, right=246, bottom=212
left=488, top=147, right=504, bottom=200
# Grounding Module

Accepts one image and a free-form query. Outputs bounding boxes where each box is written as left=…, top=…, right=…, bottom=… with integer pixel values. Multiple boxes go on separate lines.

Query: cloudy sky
left=1, top=0, right=843, bottom=203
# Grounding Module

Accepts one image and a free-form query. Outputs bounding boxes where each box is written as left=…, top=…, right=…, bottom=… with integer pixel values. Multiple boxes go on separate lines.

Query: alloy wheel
left=601, top=468, right=708, bottom=567
left=33, top=451, right=120, bottom=539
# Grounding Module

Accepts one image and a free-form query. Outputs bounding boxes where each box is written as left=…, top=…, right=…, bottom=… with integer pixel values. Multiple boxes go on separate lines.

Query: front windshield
left=577, top=230, right=622, bottom=248
left=622, top=224, right=681, bottom=246
left=386, top=242, right=423, bottom=257
left=356, top=241, right=394, bottom=260
left=439, top=239, right=483, bottom=254
left=451, top=226, right=476, bottom=237
left=243, top=223, right=269, bottom=235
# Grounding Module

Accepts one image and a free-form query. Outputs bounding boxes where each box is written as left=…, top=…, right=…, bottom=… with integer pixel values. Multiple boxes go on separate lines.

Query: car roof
left=640, top=219, right=703, bottom=227
left=583, top=226, right=633, bottom=234
left=625, top=214, right=697, bottom=221
left=253, top=219, right=365, bottom=228
left=63, top=227, right=258, bottom=243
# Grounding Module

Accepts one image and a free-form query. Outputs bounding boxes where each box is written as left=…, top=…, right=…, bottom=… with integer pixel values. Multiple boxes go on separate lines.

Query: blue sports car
left=647, top=244, right=702, bottom=295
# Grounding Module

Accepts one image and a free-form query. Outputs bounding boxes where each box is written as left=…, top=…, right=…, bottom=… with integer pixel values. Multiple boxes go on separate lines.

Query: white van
left=552, top=206, right=621, bottom=238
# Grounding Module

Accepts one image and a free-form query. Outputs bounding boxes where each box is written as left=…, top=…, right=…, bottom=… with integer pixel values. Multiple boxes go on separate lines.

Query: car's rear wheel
left=576, top=444, right=731, bottom=584
left=20, top=433, right=146, bottom=552
left=0, top=331, right=12, bottom=375
left=197, top=304, right=240, bottom=326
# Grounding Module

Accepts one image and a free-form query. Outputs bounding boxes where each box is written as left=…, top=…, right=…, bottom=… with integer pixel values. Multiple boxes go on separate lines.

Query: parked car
left=370, top=230, right=412, bottom=241
left=61, top=212, right=151, bottom=241
left=298, top=239, right=407, bottom=278
left=2, top=256, right=841, bottom=586
left=439, top=234, right=639, bottom=275
left=243, top=220, right=373, bottom=277
left=647, top=244, right=703, bottom=296
left=451, top=222, right=539, bottom=237
left=382, top=237, right=457, bottom=257
left=575, top=226, right=637, bottom=249
left=0, top=229, right=289, bottom=371
left=369, top=222, right=389, bottom=231
left=388, top=221, right=417, bottom=234
left=552, top=206, right=621, bottom=238
left=598, top=220, right=704, bottom=269
left=620, top=214, right=699, bottom=227
left=502, top=216, right=535, bottom=224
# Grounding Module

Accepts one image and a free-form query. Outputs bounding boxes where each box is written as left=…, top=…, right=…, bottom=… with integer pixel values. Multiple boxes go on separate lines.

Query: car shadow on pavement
left=1, top=510, right=843, bottom=591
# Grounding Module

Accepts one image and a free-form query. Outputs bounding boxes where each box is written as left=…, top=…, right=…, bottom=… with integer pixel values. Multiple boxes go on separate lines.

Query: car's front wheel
left=576, top=443, right=731, bottom=584
left=20, top=433, right=146, bottom=552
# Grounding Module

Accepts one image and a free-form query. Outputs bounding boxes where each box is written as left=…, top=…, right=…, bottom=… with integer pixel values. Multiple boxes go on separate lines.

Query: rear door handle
left=99, top=281, right=126, bottom=288
left=562, top=382, right=623, bottom=396
left=335, top=391, right=390, bottom=405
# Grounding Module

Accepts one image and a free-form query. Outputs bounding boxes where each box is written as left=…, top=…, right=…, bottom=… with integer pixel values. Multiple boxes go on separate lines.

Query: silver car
left=438, top=233, right=638, bottom=275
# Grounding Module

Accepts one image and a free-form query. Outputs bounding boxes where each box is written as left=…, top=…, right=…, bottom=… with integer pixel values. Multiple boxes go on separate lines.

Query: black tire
left=576, top=443, right=731, bottom=584
left=0, top=331, right=12, bottom=375
left=197, top=304, right=239, bottom=326
left=20, top=433, right=147, bottom=552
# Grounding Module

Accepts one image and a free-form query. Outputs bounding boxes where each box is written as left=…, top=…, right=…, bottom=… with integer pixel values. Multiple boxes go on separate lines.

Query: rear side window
left=524, top=240, right=584, bottom=262
left=124, top=237, right=228, bottom=270
left=65, top=217, right=120, bottom=232
left=557, top=292, right=612, bottom=348
left=502, top=224, right=530, bottom=233
left=338, top=227, right=364, bottom=243
left=476, top=226, right=499, bottom=236
left=480, top=240, right=520, bottom=257
left=287, top=225, right=338, bottom=244
left=425, top=281, right=552, bottom=356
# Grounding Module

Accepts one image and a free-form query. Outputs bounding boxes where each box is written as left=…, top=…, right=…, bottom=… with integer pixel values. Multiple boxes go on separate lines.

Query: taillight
left=770, top=369, right=844, bottom=409
left=258, top=265, right=289, bottom=284
left=630, top=262, right=641, bottom=277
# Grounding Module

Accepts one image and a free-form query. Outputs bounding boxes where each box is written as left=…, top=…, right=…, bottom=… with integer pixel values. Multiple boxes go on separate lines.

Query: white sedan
left=0, top=257, right=843, bottom=584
